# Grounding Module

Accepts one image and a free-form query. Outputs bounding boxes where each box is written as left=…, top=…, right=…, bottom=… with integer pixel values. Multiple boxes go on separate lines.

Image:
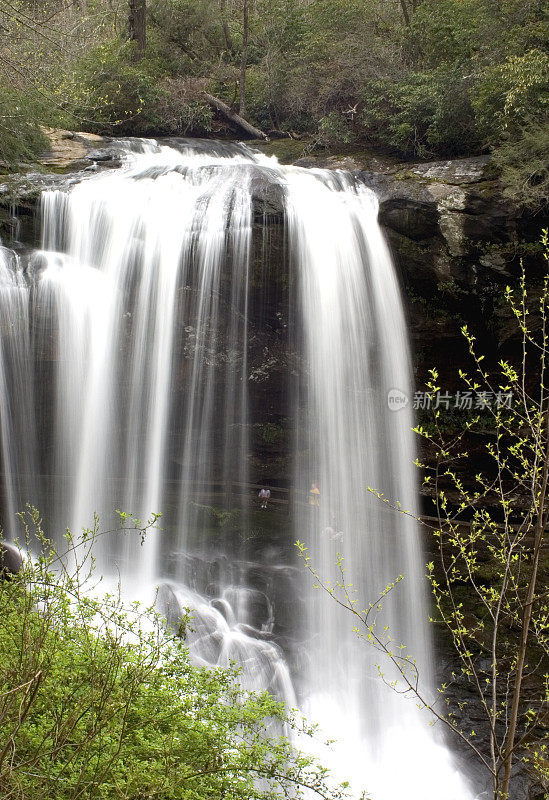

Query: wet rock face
left=435, top=647, right=546, bottom=800
left=284, top=151, right=544, bottom=323
left=378, top=198, right=439, bottom=241
left=353, top=154, right=547, bottom=399
left=250, top=169, right=285, bottom=222
left=0, top=541, right=23, bottom=578
left=360, top=156, right=524, bottom=290
left=0, top=131, right=128, bottom=246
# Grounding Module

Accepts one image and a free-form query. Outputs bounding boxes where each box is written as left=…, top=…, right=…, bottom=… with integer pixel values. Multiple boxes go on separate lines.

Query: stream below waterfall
left=0, top=138, right=479, bottom=799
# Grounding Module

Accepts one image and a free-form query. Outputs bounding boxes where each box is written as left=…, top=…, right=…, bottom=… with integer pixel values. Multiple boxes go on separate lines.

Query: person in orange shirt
left=309, top=481, right=320, bottom=507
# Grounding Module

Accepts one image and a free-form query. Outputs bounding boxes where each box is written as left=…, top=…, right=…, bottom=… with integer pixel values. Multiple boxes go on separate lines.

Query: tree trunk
left=500, top=407, right=549, bottom=797
left=220, top=0, right=234, bottom=52
left=202, top=92, right=268, bottom=140
left=223, top=20, right=235, bottom=52
left=239, top=0, right=249, bottom=117
left=399, top=0, right=411, bottom=26
left=129, top=0, right=146, bottom=60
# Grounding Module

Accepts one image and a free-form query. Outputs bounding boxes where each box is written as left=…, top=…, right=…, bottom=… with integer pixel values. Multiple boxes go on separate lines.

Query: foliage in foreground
left=413, top=235, right=549, bottom=798
left=0, top=508, right=344, bottom=800
left=298, top=233, right=549, bottom=800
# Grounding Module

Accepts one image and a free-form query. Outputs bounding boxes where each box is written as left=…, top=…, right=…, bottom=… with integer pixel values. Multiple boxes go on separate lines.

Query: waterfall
left=0, top=140, right=475, bottom=799
left=285, top=169, right=472, bottom=798
left=0, top=247, right=38, bottom=539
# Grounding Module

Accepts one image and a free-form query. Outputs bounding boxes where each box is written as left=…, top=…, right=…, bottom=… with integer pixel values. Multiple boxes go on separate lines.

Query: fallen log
left=202, top=92, right=269, bottom=140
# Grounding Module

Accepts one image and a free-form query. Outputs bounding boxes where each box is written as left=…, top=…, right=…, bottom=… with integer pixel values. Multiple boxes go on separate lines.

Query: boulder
left=378, top=198, right=439, bottom=241
left=406, top=155, right=491, bottom=185
left=249, top=167, right=286, bottom=222
left=86, top=148, right=123, bottom=166
left=0, top=541, right=23, bottom=577
left=38, top=128, right=112, bottom=170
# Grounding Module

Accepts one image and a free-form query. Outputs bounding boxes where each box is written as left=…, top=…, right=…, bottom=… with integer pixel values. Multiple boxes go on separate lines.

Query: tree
left=220, top=0, right=235, bottom=54
left=398, top=0, right=411, bottom=26
left=129, top=0, right=147, bottom=59
left=239, top=0, right=249, bottom=117
left=297, top=233, right=549, bottom=799
left=0, top=508, right=347, bottom=800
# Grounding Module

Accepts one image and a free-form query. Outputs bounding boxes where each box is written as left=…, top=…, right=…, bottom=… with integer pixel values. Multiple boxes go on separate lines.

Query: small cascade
left=0, top=246, right=38, bottom=538
left=286, top=168, right=471, bottom=799
left=0, top=140, right=475, bottom=799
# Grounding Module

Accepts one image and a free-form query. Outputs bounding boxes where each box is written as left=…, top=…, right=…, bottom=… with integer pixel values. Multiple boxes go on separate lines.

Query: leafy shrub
left=492, top=115, right=549, bottom=210
left=361, top=66, right=481, bottom=157
left=0, top=90, right=50, bottom=165
left=238, top=67, right=274, bottom=130
left=408, top=0, right=488, bottom=66
left=474, top=48, right=549, bottom=143
left=62, top=39, right=167, bottom=135
left=0, top=509, right=343, bottom=800
left=317, top=111, right=353, bottom=147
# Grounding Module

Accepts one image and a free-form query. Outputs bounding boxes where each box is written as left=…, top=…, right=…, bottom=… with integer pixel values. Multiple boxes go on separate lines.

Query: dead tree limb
left=202, top=92, right=269, bottom=140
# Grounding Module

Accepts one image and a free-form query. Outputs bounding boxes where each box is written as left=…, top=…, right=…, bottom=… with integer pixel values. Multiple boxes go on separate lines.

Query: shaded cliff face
left=364, top=156, right=542, bottom=392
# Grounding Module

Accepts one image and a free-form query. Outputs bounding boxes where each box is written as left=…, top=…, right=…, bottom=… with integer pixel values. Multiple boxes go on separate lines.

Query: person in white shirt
left=258, top=487, right=271, bottom=509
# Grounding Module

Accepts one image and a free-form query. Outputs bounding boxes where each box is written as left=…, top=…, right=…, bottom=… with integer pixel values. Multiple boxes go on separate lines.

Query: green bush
left=492, top=115, right=549, bottom=210
left=63, top=37, right=217, bottom=137
left=317, top=111, right=353, bottom=147
left=357, top=0, right=548, bottom=169
left=62, top=39, right=168, bottom=135
left=408, top=0, right=488, bottom=66
left=361, top=66, right=481, bottom=157
left=474, top=48, right=549, bottom=143
left=0, top=509, right=343, bottom=800
left=0, top=90, right=50, bottom=165
left=239, top=67, right=274, bottom=131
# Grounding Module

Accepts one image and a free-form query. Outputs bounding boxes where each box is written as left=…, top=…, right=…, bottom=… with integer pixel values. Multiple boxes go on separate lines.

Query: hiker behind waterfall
left=309, top=481, right=320, bottom=507
left=259, top=487, right=271, bottom=509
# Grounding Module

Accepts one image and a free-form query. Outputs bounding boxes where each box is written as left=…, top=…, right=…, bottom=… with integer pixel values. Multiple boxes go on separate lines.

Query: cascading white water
left=286, top=169, right=472, bottom=798
left=0, top=247, right=38, bottom=539
left=37, top=145, right=255, bottom=587
left=0, top=140, right=476, bottom=799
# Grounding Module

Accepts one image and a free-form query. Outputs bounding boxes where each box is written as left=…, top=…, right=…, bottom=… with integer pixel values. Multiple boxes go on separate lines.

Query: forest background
left=0, top=0, right=547, bottom=209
